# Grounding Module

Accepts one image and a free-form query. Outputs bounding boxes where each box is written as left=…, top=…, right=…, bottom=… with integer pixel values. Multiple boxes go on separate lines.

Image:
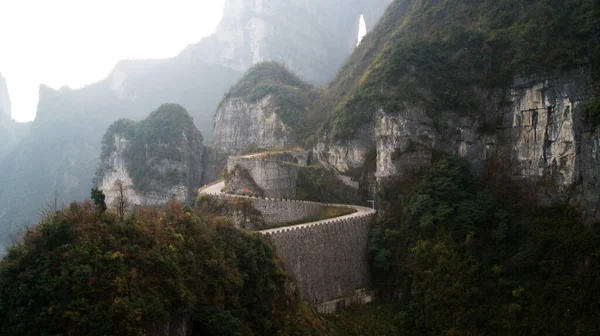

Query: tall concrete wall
left=263, top=213, right=375, bottom=312
left=226, top=157, right=298, bottom=199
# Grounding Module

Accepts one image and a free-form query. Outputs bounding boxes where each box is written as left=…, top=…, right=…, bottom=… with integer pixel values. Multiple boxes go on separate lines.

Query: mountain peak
left=0, top=73, right=11, bottom=122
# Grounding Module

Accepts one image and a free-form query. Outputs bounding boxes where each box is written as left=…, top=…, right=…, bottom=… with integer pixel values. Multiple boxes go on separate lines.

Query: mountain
left=182, top=0, right=393, bottom=85
left=95, top=104, right=204, bottom=207
left=0, top=74, right=9, bottom=123
left=211, top=62, right=319, bottom=153
left=316, top=0, right=600, bottom=219
left=0, top=60, right=238, bottom=249
left=0, top=74, right=30, bottom=160
left=0, top=0, right=394, bottom=247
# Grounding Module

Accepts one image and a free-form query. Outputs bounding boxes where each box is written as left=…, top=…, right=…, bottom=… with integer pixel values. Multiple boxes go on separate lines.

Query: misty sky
left=0, top=0, right=225, bottom=122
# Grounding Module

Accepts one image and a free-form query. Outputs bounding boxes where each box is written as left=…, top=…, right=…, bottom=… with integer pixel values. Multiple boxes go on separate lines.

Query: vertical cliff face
left=210, top=62, right=318, bottom=153
left=212, top=95, right=292, bottom=152
left=0, top=73, right=10, bottom=123
left=314, top=0, right=600, bottom=218
left=182, top=0, right=393, bottom=85
left=0, top=74, right=31, bottom=161
left=95, top=104, right=204, bottom=207
left=320, top=68, right=600, bottom=219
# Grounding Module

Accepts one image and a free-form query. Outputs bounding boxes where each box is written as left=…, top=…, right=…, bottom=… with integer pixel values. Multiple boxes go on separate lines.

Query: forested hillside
left=0, top=200, right=327, bottom=335
left=321, top=0, right=599, bottom=140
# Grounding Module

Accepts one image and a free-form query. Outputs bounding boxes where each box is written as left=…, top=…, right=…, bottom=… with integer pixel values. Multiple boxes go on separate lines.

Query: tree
left=112, top=179, right=131, bottom=221
left=90, top=188, right=107, bottom=214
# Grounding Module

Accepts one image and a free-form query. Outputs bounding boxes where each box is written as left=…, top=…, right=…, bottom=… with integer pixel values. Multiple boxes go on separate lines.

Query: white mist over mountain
left=0, top=0, right=225, bottom=122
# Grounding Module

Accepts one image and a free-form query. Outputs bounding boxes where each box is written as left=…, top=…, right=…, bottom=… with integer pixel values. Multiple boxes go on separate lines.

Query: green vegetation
left=0, top=199, right=327, bottom=335
left=321, top=0, right=600, bottom=140
left=220, top=62, right=323, bottom=146
left=195, top=194, right=265, bottom=229
left=95, top=104, right=203, bottom=194
left=369, top=157, right=600, bottom=335
left=296, top=164, right=360, bottom=204
left=90, top=188, right=107, bottom=214
left=325, top=303, right=401, bottom=336
left=582, top=98, right=600, bottom=130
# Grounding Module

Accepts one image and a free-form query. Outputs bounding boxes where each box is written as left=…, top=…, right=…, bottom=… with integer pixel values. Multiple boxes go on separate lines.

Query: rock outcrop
left=211, top=62, right=317, bottom=153
left=0, top=74, right=31, bottom=161
left=318, top=68, right=600, bottom=219
left=315, top=0, right=600, bottom=220
left=212, top=95, right=292, bottom=152
left=0, top=74, right=10, bottom=123
left=95, top=104, right=204, bottom=207
left=182, top=0, right=393, bottom=85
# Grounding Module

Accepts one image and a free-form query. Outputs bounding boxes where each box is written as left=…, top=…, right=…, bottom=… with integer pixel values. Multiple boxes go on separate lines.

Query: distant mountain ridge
left=0, top=0, right=394, bottom=249
left=0, top=74, right=30, bottom=161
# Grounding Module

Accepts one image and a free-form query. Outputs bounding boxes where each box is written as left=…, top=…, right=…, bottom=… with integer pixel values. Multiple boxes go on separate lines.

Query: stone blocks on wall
left=263, top=213, right=375, bottom=311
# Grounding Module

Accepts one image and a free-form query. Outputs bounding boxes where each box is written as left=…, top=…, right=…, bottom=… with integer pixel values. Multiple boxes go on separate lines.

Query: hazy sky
left=0, top=0, right=225, bottom=122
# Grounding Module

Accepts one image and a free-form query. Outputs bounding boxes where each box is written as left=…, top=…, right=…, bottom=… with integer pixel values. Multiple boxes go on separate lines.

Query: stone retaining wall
left=227, top=157, right=298, bottom=199
left=263, top=213, right=375, bottom=311
left=203, top=192, right=328, bottom=225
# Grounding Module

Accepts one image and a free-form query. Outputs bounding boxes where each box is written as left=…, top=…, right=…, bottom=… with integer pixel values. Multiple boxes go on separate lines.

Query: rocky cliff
left=211, top=62, right=318, bottom=153
left=316, top=0, right=600, bottom=219
left=95, top=104, right=203, bottom=207
left=0, top=74, right=9, bottom=123
left=0, top=74, right=30, bottom=161
left=181, top=0, right=392, bottom=85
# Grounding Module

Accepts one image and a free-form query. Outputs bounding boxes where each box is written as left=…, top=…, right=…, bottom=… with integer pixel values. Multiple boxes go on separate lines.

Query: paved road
left=199, top=180, right=376, bottom=233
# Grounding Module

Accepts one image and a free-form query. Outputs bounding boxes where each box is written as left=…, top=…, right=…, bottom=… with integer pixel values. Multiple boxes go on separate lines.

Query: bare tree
left=112, top=179, right=131, bottom=221
left=36, top=188, right=64, bottom=221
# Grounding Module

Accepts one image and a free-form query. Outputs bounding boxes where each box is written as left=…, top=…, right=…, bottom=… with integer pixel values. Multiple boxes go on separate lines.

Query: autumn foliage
left=0, top=201, right=325, bottom=335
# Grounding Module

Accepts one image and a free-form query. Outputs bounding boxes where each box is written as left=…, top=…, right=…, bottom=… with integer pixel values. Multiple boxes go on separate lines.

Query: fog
left=0, top=0, right=225, bottom=122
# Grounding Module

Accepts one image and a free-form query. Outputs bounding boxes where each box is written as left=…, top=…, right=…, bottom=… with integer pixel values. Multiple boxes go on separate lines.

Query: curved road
left=199, top=181, right=376, bottom=233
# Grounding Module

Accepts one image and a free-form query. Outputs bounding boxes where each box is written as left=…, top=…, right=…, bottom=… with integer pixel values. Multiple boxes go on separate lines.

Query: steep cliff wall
left=212, top=95, right=293, bottom=152
left=320, top=69, right=600, bottom=219
left=316, top=0, right=600, bottom=219
left=96, top=104, right=204, bottom=207
left=0, top=74, right=9, bottom=123
left=182, top=0, right=392, bottom=85
left=211, top=62, right=318, bottom=153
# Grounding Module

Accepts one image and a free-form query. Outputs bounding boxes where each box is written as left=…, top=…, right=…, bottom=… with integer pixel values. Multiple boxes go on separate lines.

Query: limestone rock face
left=0, top=74, right=10, bottom=123
left=0, top=74, right=31, bottom=161
left=318, top=69, right=600, bottom=219
left=211, top=95, right=293, bottom=153
left=96, top=106, right=204, bottom=208
left=98, top=133, right=201, bottom=207
left=182, top=0, right=393, bottom=85
left=316, top=127, right=374, bottom=174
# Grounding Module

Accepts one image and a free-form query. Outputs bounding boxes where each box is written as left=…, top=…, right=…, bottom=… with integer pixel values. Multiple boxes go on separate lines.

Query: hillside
left=0, top=201, right=327, bottom=335
left=0, top=0, right=397, bottom=250
left=0, top=61, right=240, bottom=250
left=95, top=104, right=204, bottom=207
left=211, top=62, right=321, bottom=152
left=322, top=0, right=599, bottom=140
left=315, top=0, right=600, bottom=219
left=182, top=0, right=393, bottom=86
left=368, top=156, right=600, bottom=335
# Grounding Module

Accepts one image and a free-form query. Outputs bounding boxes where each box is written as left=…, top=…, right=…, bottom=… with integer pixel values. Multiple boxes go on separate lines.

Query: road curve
left=198, top=180, right=377, bottom=234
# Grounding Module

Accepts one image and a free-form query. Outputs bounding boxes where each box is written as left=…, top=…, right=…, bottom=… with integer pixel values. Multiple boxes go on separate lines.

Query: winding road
left=199, top=180, right=376, bottom=234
